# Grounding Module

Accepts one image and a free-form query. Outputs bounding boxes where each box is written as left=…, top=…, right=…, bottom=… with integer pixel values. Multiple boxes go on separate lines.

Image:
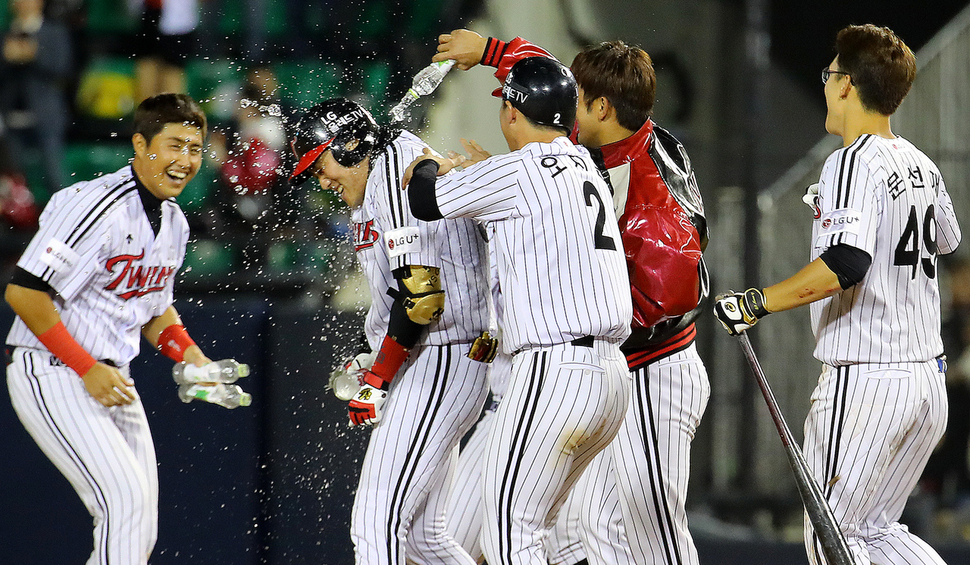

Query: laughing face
left=132, top=122, right=205, bottom=200
left=311, top=150, right=369, bottom=209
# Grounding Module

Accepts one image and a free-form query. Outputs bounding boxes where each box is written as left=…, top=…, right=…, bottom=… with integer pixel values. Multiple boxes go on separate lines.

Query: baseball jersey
left=810, top=134, right=961, bottom=365
left=421, top=136, right=633, bottom=353
left=6, top=165, right=188, bottom=366
left=352, top=130, right=490, bottom=350
left=481, top=36, right=708, bottom=367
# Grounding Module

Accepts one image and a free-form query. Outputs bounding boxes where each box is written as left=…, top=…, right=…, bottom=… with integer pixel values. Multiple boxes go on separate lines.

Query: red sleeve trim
left=482, top=37, right=507, bottom=67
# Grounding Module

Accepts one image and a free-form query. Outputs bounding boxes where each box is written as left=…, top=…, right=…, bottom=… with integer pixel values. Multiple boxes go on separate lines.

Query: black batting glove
left=713, top=288, right=771, bottom=336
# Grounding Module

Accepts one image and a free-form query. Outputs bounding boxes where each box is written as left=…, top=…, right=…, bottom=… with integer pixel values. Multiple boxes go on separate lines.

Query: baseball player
left=435, top=30, right=711, bottom=565
left=4, top=93, right=214, bottom=565
left=713, top=24, right=961, bottom=565
left=405, top=56, right=633, bottom=565
left=287, top=97, right=492, bottom=565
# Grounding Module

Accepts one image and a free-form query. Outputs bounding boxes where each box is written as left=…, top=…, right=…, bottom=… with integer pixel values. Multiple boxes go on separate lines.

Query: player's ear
left=505, top=102, right=517, bottom=123
left=839, top=77, right=853, bottom=100
left=132, top=133, right=148, bottom=155
left=596, top=97, right=612, bottom=121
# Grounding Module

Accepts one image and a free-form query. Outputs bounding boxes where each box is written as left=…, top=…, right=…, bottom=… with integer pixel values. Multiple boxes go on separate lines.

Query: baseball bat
left=736, top=332, right=854, bottom=565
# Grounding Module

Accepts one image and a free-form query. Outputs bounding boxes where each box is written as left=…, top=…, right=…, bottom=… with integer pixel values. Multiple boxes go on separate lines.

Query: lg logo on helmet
left=327, top=109, right=366, bottom=129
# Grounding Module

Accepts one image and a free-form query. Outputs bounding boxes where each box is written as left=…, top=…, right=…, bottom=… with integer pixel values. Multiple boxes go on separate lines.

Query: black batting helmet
left=493, top=57, right=577, bottom=134
left=289, top=97, right=379, bottom=185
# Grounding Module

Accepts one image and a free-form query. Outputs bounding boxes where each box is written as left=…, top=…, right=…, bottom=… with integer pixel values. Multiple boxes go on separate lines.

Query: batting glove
left=713, top=288, right=772, bottom=336
left=802, top=183, right=821, bottom=218
left=348, top=371, right=389, bottom=426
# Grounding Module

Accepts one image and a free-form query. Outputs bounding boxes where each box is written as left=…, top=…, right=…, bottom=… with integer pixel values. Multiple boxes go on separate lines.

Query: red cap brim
left=288, top=139, right=333, bottom=184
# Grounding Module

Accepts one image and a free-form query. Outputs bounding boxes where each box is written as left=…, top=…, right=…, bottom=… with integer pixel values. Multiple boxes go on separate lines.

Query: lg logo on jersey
left=104, top=251, right=176, bottom=300
left=385, top=227, right=420, bottom=259
left=819, top=209, right=862, bottom=235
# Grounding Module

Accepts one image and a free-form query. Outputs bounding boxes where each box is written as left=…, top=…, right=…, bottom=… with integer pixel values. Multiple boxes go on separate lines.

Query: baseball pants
left=351, top=342, right=489, bottom=565
left=575, top=342, right=709, bottom=565
left=803, top=360, right=948, bottom=565
left=481, top=339, right=630, bottom=565
left=7, top=347, right=158, bottom=565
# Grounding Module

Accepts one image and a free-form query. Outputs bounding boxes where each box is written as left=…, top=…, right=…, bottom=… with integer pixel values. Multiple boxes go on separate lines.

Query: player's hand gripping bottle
left=173, top=359, right=250, bottom=384
left=178, top=383, right=252, bottom=409
left=389, top=59, right=456, bottom=122
left=328, top=351, right=377, bottom=401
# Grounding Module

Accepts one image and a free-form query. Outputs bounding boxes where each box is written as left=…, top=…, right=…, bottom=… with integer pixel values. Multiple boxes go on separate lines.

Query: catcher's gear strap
left=819, top=244, right=872, bottom=290
left=384, top=265, right=443, bottom=349
left=387, top=265, right=445, bottom=326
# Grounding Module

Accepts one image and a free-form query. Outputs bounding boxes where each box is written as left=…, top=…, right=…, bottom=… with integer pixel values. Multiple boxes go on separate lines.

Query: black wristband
left=743, top=288, right=771, bottom=319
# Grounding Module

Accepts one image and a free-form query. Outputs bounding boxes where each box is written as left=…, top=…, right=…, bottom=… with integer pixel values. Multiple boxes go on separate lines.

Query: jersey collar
left=132, top=167, right=163, bottom=236
left=599, top=119, right=654, bottom=169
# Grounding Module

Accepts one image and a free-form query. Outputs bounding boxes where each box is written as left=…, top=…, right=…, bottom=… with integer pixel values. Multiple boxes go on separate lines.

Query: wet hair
left=133, top=93, right=207, bottom=143
left=571, top=40, right=656, bottom=131
left=835, top=24, right=916, bottom=115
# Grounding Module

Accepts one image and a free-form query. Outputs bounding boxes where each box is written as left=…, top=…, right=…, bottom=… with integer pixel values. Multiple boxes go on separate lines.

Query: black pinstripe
left=812, top=367, right=849, bottom=564
left=383, top=346, right=452, bottom=564
left=383, top=144, right=406, bottom=229
left=635, top=374, right=682, bottom=565
left=40, top=179, right=134, bottom=281
left=498, top=351, right=547, bottom=565
left=22, top=351, right=113, bottom=564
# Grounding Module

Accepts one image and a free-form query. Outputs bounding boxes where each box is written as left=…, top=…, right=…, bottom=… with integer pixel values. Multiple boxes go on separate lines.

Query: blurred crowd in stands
left=0, top=0, right=479, bottom=292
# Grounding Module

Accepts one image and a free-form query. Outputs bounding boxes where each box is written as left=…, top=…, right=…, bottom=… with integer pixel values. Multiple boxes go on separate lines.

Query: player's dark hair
left=571, top=41, right=655, bottom=132
left=133, top=93, right=207, bottom=143
left=834, top=24, right=916, bottom=116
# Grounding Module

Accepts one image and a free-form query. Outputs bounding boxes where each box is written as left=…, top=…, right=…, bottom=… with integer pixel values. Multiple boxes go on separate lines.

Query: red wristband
left=37, top=322, right=97, bottom=377
left=369, top=335, right=410, bottom=384
left=157, top=324, right=196, bottom=362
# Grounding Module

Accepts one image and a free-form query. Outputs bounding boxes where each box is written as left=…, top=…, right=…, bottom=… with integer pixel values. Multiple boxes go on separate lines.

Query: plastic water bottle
left=178, top=383, right=252, bottom=409
left=389, top=59, right=456, bottom=122
left=173, top=359, right=250, bottom=385
left=330, top=370, right=362, bottom=401
left=327, top=351, right=376, bottom=401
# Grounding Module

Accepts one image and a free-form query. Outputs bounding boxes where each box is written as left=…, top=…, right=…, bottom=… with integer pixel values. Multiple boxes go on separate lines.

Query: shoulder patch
left=816, top=208, right=863, bottom=239
left=384, top=226, right=421, bottom=258
left=39, top=238, right=80, bottom=272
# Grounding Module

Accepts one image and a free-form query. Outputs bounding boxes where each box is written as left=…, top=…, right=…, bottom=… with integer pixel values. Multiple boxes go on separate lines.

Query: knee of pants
left=404, top=518, right=452, bottom=557
left=97, top=474, right=157, bottom=524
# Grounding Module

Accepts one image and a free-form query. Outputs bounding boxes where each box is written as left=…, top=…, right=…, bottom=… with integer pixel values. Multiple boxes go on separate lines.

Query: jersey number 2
left=583, top=181, right=617, bottom=251
left=893, top=204, right=937, bottom=279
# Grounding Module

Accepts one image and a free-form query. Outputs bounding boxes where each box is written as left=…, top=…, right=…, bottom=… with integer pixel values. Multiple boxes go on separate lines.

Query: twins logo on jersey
left=104, top=251, right=176, bottom=300
left=355, top=220, right=380, bottom=252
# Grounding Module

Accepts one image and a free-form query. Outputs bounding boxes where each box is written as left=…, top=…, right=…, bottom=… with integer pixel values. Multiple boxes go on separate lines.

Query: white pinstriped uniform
left=803, top=134, right=961, bottom=565
left=348, top=130, right=490, bottom=565
left=426, top=136, right=633, bottom=565
left=5, top=165, right=187, bottom=565
left=446, top=221, right=509, bottom=562
left=573, top=344, right=709, bottom=565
